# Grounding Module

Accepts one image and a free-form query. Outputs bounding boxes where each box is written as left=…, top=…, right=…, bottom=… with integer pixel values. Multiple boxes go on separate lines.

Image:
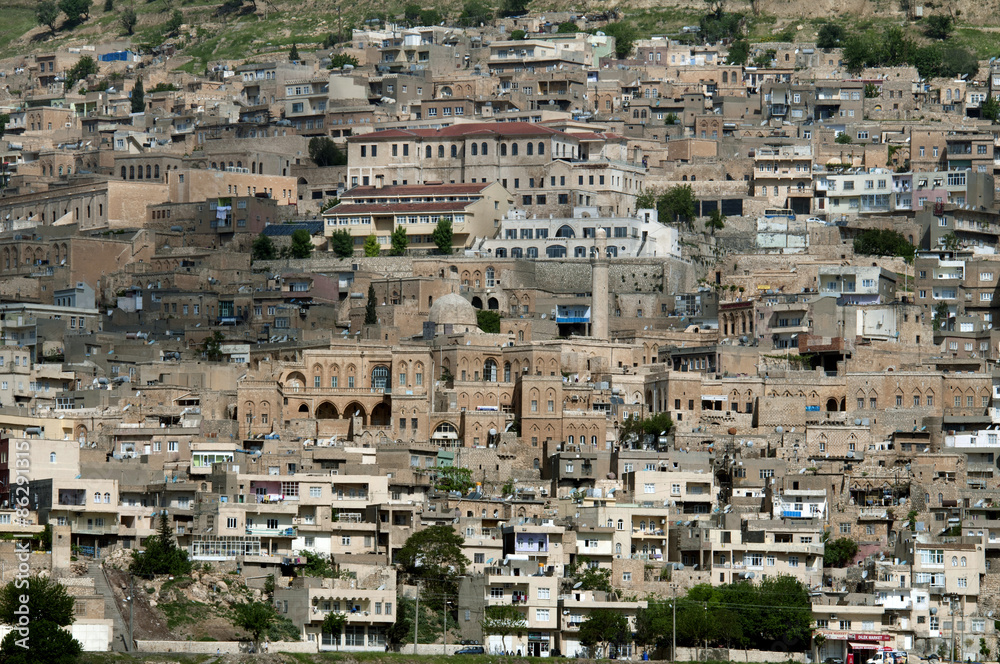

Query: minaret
left=591, top=228, right=609, bottom=340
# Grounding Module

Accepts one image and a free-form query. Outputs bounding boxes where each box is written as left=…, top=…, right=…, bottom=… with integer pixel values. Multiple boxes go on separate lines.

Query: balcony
left=246, top=526, right=296, bottom=537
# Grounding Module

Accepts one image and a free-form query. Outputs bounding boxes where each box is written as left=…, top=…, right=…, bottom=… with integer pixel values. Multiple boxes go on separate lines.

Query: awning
left=850, top=642, right=880, bottom=650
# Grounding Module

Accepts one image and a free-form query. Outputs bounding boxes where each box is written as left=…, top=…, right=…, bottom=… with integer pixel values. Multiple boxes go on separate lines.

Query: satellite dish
left=862, top=571, right=868, bottom=578
left=747, top=572, right=754, bottom=579
left=573, top=582, right=583, bottom=589
left=930, top=607, right=937, bottom=615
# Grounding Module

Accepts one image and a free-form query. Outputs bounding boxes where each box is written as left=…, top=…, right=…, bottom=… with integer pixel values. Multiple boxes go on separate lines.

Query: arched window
left=104, top=492, right=111, bottom=503
left=533, top=458, right=539, bottom=469
left=504, top=362, right=511, bottom=382
left=538, top=142, right=544, bottom=155
left=371, top=366, right=390, bottom=389
left=615, top=543, right=622, bottom=555
left=451, top=145, right=458, bottom=158
left=485, top=267, right=495, bottom=287
left=546, top=246, right=566, bottom=258
left=961, top=556, right=967, bottom=566
left=129, top=166, right=135, bottom=179
left=481, top=142, right=488, bottom=156
left=555, top=225, right=575, bottom=238
left=484, top=359, right=498, bottom=382
left=952, top=556, right=958, bottom=567
left=154, top=164, right=160, bottom=178
left=94, top=492, right=101, bottom=503
left=49, top=452, right=56, bottom=463
left=471, top=143, right=478, bottom=156
left=722, top=71, right=728, bottom=83
left=146, top=165, right=152, bottom=179
left=591, top=436, right=597, bottom=445
left=526, top=247, right=538, bottom=258
left=511, top=247, right=523, bottom=258
left=121, top=166, right=127, bottom=179
left=438, top=145, right=444, bottom=158
left=500, top=144, right=507, bottom=157
left=568, top=435, right=574, bottom=445
left=526, top=143, right=533, bottom=156
left=511, top=143, right=519, bottom=156
left=425, top=145, right=432, bottom=158
left=617, top=519, right=624, bottom=530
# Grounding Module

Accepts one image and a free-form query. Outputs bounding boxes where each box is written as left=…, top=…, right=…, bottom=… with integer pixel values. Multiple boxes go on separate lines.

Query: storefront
left=816, top=631, right=893, bottom=664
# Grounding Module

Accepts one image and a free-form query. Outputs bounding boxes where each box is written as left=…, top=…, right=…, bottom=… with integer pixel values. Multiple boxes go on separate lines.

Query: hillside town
left=3, top=5, right=1000, bottom=662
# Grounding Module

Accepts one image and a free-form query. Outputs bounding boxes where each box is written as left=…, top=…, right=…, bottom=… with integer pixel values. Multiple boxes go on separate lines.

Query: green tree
left=619, top=412, right=674, bottom=446
left=435, top=466, right=475, bottom=493
left=571, top=557, right=613, bottom=593
left=499, top=0, right=527, bottom=18
left=386, top=596, right=413, bottom=649
left=65, top=55, right=98, bottom=91
left=981, top=95, right=1000, bottom=123
left=289, top=229, right=313, bottom=259
left=726, top=39, right=750, bottom=65
left=396, top=525, right=470, bottom=605
left=131, top=77, right=145, bottom=113
left=299, top=550, right=334, bottom=577
left=557, top=21, right=579, bottom=33
left=923, top=14, right=953, bottom=40
left=232, top=601, right=277, bottom=652
left=251, top=234, right=277, bottom=261
left=364, top=283, right=377, bottom=325
left=0, top=615, right=82, bottom=664
left=0, top=575, right=75, bottom=626
left=510, top=29, right=526, bottom=40
left=130, top=511, right=192, bottom=576
left=59, top=0, right=92, bottom=23
left=403, top=2, right=421, bottom=22
left=481, top=604, right=527, bottom=654
left=431, top=217, right=453, bottom=254
left=164, top=8, right=182, bottom=34
left=634, top=599, right=675, bottom=654
left=329, top=53, right=360, bottom=69
left=36, top=0, right=60, bottom=32
left=933, top=301, right=951, bottom=329
left=853, top=228, right=915, bottom=262
left=835, top=132, right=852, bottom=144
left=823, top=537, right=859, bottom=567
left=602, top=22, right=638, bottom=59
left=635, top=189, right=658, bottom=210
left=658, top=184, right=698, bottom=223
left=579, top=609, right=630, bottom=658
left=457, top=0, right=491, bottom=27
left=289, top=43, right=300, bottom=61
left=389, top=226, right=408, bottom=256
left=363, top=233, right=381, bottom=257
left=321, top=612, right=347, bottom=650
left=664, top=112, right=679, bottom=125
left=705, top=208, right=725, bottom=235
left=119, top=4, right=137, bottom=34
left=477, top=309, right=501, bottom=333
left=418, top=8, right=441, bottom=24
left=200, top=331, right=225, bottom=362
left=816, top=22, right=844, bottom=48
left=308, top=137, right=347, bottom=166
left=699, top=10, right=744, bottom=45
left=330, top=229, right=354, bottom=258
left=103, top=0, right=112, bottom=11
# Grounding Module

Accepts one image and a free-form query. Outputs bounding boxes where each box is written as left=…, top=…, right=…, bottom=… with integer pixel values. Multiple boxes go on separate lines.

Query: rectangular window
left=536, top=609, right=549, bottom=622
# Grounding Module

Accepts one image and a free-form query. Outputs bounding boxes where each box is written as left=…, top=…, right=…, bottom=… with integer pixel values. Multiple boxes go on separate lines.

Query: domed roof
left=428, top=293, right=478, bottom=328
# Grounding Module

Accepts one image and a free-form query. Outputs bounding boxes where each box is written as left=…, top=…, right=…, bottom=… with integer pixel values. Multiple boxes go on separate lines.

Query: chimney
left=374, top=174, right=384, bottom=190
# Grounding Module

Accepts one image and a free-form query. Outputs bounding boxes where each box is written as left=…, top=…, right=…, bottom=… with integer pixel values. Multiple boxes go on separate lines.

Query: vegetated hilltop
left=1, top=0, right=999, bottom=73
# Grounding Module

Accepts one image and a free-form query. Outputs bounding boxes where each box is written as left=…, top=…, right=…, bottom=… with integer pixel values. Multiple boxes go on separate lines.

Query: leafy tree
left=923, top=14, right=953, bottom=40
left=435, top=466, right=475, bottom=493
left=329, top=53, right=359, bottom=69
left=0, top=575, right=75, bottom=626
left=510, top=29, right=526, bottom=41
left=59, top=0, right=92, bottom=23
left=602, top=22, right=638, bottom=59
left=364, top=283, right=378, bottom=325
left=477, top=309, right=501, bottom=333
left=481, top=604, right=527, bottom=654
left=835, top=132, right=852, bottom=144
left=164, top=9, right=182, bottom=34
left=657, top=184, right=698, bottom=223
left=557, top=21, right=579, bottom=33
left=119, top=4, right=137, bottom=34
left=390, top=226, right=408, bottom=256
left=934, top=301, right=951, bottom=330
left=251, top=234, right=277, bottom=261
left=289, top=229, right=313, bottom=259
left=726, top=39, right=750, bottom=65
left=232, top=601, right=277, bottom=652
left=635, top=189, right=657, bottom=210
left=499, top=0, right=527, bottom=18
left=0, top=614, right=82, bottom=664
left=664, top=112, right=679, bottom=125
left=149, top=82, right=179, bottom=92
left=457, top=0, right=491, bottom=27
left=65, top=55, right=98, bottom=91
left=982, top=95, right=1000, bottom=123
left=431, top=217, right=454, bottom=254
left=396, top=525, right=470, bottom=606
left=201, top=331, right=225, bottom=362
left=619, top=412, right=674, bottom=445
left=36, top=0, right=60, bottom=32
left=363, top=233, right=381, bottom=257
left=571, top=557, right=613, bottom=593
left=853, top=228, right=915, bottom=262
left=403, top=2, right=421, bottom=22
left=864, top=83, right=880, bottom=98
left=751, top=50, right=774, bottom=68
left=699, top=10, right=744, bottom=45
left=330, top=229, right=354, bottom=258
left=705, top=208, right=725, bottom=235
left=824, top=537, right=859, bottom=567
left=816, top=22, right=845, bottom=48
left=103, top=0, right=112, bottom=11
left=579, top=609, right=630, bottom=658
left=634, top=598, right=675, bottom=654
left=289, top=43, right=300, bottom=61
left=299, top=550, right=334, bottom=577
left=131, top=77, right=145, bottom=113
left=386, top=596, right=413, bottom=649
left=418, top=8, right=441, bottom=25
left=131, top=511, right=192, bottom=576
left=321, top=612, right=347, bottom=650
left=308, top=137, right=347, bottom=167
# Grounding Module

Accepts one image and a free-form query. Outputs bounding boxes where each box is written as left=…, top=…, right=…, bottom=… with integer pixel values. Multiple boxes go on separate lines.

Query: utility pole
left=413, top=584, right=419, bottom=655
left=443, top=597, right=448, bottom=655
left=127, top=574, right=134, bottom=652
left=672, top=585, right=677, bottom=664
left=950, top=596, right=956, bottom=664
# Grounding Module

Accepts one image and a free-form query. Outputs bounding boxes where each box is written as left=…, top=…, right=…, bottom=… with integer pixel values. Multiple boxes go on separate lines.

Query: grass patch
left=952, top=26, right=1000, bottom=59
left=158, top=597, right=216, bottom=630
left=0, top=7, right=39, bottom=57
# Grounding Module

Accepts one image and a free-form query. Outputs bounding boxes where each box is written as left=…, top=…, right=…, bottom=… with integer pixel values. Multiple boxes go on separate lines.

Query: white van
left=866, top=650, right=907, bottom=664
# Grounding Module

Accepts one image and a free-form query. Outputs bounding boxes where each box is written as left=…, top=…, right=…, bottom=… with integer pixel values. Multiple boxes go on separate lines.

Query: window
left=490, top=587, right=504, bottom=598
left=310, top=487, right=322, bottom=498
left=788, top=556, right=799, bottom=567
left=227, top=517, right=237, bottom=529
left=920, top=549, right=944, bottom=566
left=538, top=588, right=550, bottom=599
left=644, top=483, right=656, bottom=494
left=536, top=609, right=550, bottom=622
left=342, top=535, right=351, bottom=546
left=840, top=523, right=851, bottom=534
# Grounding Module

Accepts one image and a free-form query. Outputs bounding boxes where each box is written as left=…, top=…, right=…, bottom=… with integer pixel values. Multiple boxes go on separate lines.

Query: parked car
left=824, top=657, right=844, bottom=664
left=456, top=646, right=485, bottom=655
